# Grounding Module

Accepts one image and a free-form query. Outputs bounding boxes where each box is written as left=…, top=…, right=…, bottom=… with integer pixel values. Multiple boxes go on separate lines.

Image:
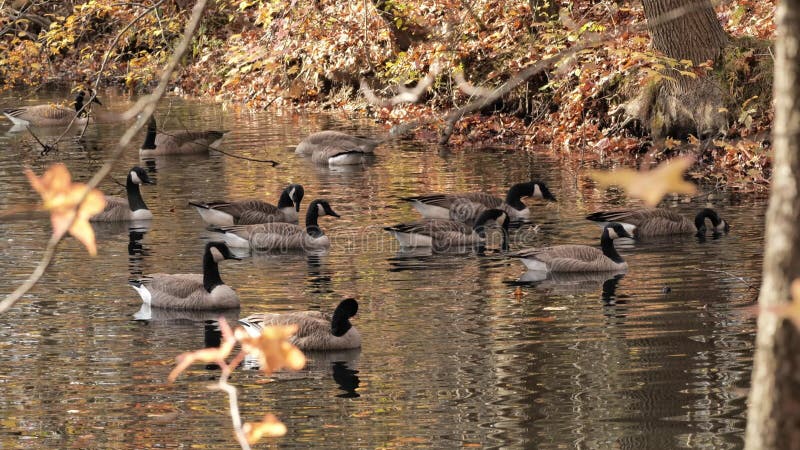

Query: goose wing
left=4, top=104, right=75, bottom=123
left=384, top=219, right=471, bottom=237
left=91, top=195, right=129, bottom=221
left=240, top=311, right=329, bottom=338
left=457, top=192, right=504, bottom=209
left=513, top=245, right=614, bottom=272
left=143, top=274, right=204, bottom=299
left=201, top=200, right=283, bottom=224
left=586, top=209, right=692, bottom=235
left=448, top=198, right=487, bottom=224
left=156, top=130, right=226, bottom=154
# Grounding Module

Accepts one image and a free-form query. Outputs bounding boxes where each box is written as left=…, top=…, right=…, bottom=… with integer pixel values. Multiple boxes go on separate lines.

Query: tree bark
left=642, top=0, right=728, bottom=65
left=745, top=0, right=800, bottom=447
left=619, top=0, right=730, bottom=139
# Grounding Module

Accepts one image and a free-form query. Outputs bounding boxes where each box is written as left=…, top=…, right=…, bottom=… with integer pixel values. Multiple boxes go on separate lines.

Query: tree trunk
left=618, top=0, right=730, bottom=139
left=745, top=0, right=800, bottom=447
left=642, top=0, right=727, bottom=65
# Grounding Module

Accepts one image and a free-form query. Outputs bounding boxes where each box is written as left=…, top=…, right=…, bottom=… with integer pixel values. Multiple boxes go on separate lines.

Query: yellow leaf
left=25, top=164, right=105, bottom=255
left=243, top=414, right=287, bottom=443
left=589, top=156, right=697, bottom=206
left=235, top=324, right=306, bottom=375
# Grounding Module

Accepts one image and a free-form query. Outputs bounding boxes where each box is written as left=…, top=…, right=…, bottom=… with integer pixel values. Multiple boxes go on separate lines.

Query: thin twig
left=1, top=0, right=209, bottom=314
left=213, top=367, right=252, bottom=450
left=693, top=266, right=758, bottom=290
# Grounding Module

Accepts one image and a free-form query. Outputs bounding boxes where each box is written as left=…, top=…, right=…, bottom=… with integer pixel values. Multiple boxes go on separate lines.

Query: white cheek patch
left=130, top=171, right=142, bottom=184
left=209, top=247, right=224, bottom=262
left=317, top=203, right=325, bottom=216
left=533, top=184, right=542, bottom=198
left=289, top=187, right=296, bottom=199
left=716, top=221, right=728, bottom=231
left=621, top=223, right=637, bottom=236
left=607, top=228, right=619, bottom=239
left=496, top=213, right=508, bottom=226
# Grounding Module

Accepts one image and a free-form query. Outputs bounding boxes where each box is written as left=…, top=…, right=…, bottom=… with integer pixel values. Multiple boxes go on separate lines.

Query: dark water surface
left=0, top=92, right=762, bottom=449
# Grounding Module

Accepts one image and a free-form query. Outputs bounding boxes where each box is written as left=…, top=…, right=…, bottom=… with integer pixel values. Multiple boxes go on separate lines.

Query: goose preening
left=189, top=184, right=305, bottom=226
left=585, top=208, right=729, bottom=237
left=401, top=181, right=556, bottom=223
left=3, top=91, right=102, bottom=127
left=510, top=222, right=633, bottom=272
left=384, top=209, right=510, bottom=250
left=140, top=115, right=228, bottom=156
left=215, top=199, right=340, bottom=251
left=91, top=167, right=154, bottom=222
left=129, top=241, right=241, bottom=310
left=239, top=298, right=361, bottom=351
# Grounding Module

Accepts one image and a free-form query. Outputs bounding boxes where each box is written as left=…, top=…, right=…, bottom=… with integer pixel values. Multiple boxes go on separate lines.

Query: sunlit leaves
left=590, top=156, right=697, bottom=206
left=24, top=164, right=106, bottom=255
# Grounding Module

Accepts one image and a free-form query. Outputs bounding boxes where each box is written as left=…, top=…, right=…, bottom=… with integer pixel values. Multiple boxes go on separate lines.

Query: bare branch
left=360, top=61, right=441, bottom=107
left=1, top=0, right=209, bottom=314
left=439, top=39, right=601, bottom=144
left=454, top=70, right=494, bottom=97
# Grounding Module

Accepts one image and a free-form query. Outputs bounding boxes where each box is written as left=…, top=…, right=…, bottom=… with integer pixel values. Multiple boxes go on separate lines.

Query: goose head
left=287, top=184, right=305, bottom=212
left=206, top=241, right=242, bottom=262
left=331, top=298, right=358, bottom=337
left=604, top=222, right=634, bottom=240
left=695, top=208, right=729, bottom=236
left=508, top=181, right=557, bottom=203
left=128, top=166, right=155, bottom=185
left=312, top=199, right=341, bottom=218
left=474, top=209, right=510, bottom=250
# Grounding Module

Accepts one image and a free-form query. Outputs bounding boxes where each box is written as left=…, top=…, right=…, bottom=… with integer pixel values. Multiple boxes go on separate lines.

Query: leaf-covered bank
left=0, top=0, right=776, bottom=192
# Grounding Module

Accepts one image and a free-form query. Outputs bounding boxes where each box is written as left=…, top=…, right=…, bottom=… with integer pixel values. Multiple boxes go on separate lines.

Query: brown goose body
left=130, top=242, right=241, bottom=310
left=585, top=208, right=729, bottom=237
left=239, top=299, right=361, bottom=351
left=511, top=223, right=633, bottom=272
left=140, top=116, right=228, bottom=156
left=216, top=199, right=340, bottom=251
left=402, top=181, right=556, bottom=223
left=296, top=130, right=380, bottom=155
left=190, top=184, right=304, bottom=226
left=91, top=167, right=154, bottom=222
left=384, top=209, right=510, bottom=249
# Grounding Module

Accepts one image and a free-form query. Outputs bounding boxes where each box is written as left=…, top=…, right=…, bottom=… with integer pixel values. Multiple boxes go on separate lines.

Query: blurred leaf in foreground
left=25, top=164, right=106, bottom=255
left=244, top=413, right=288, bottom=443
left=590, top=156, right=697, bottom=206
left=235, top=324, right=306, bottom=375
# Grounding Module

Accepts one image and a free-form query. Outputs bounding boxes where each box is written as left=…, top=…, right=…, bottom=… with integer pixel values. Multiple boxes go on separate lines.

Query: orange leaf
left=25, top=164, right=106, bottom=255
left=243, top=414, right=287, bottom=443
left=235, top=324, right=306, bottom=375
left=589, top=156, right=697, bottom=206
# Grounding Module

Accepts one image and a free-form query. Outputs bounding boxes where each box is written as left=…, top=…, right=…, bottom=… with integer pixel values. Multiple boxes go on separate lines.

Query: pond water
left=0, top=91, right=764, bottom=449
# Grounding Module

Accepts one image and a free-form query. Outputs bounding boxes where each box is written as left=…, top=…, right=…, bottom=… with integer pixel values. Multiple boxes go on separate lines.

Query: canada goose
left=129, top=241, right=241, bottom=310
left=3, top=91, right=102, bottom=127
left=401, top=181, right=557, bottom=223
left=510, top=222, right=633, bottom=272
left=296, top=130, right=380, bottom=156
left=310, top=144, right=373, bottom=166
left=384, top=208, right=510, bottom=250
left=91, top=167, right=154, bottom=222
left=140, top=115, right=228, bottom=156
left=239, top=298, right=361, bottom=351
left=216, top=199, right=340, bottom=251
left=189, top=184, right=305, bottom=226
left=585, top=208, right=729, bottom=237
